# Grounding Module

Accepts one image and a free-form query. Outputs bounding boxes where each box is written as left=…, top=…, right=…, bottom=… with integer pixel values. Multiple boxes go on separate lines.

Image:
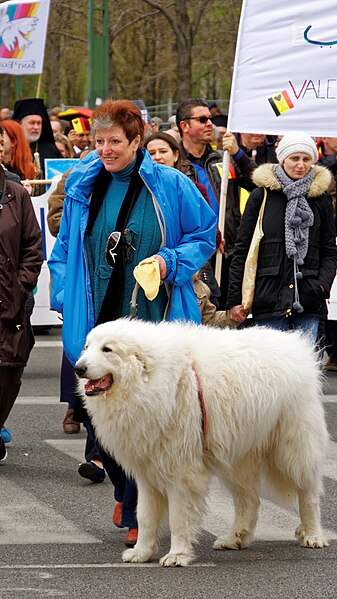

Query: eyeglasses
left=105, top=229, right=135, bottom=268
left=187, top=116, right=212, bottom=124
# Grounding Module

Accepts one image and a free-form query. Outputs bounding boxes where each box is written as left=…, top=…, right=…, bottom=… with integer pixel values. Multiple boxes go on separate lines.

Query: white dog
left=75, top=318, right=329, bottom=567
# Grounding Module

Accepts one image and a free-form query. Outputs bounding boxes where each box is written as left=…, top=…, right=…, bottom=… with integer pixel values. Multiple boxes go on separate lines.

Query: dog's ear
left=134, top=352, right=149, bottom=383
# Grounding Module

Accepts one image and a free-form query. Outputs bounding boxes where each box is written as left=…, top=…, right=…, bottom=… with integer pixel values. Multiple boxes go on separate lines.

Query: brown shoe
left=125, top=528, right=138, bottom=547
left=112, top=501, right=123, bottom=528
left=63, top=409, right=80, bottom=434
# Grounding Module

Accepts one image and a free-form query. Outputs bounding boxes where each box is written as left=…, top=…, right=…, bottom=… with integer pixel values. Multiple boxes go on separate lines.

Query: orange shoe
left=125, top=528, right=138, bottom=547
left=112, top=501, right=123, bottom=528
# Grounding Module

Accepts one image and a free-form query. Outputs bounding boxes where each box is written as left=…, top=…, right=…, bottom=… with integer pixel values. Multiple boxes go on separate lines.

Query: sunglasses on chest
left=105, top=229, right=135, bottom=267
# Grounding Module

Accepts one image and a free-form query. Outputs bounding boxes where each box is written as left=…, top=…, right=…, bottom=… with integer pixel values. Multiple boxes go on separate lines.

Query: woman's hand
left=229, top=305, right=247, bottom=323
left=152, top=254, right=167, bottom=279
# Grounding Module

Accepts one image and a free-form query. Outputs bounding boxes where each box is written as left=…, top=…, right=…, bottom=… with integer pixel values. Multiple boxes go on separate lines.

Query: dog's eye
left=102, top=346, right=112, bottom=353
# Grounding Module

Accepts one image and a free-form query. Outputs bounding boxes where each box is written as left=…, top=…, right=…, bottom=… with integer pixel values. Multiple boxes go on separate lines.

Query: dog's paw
left=213, top=530, right=249, bottom=551
left=159, top=552, right=194, bottom=567
left=300, top=535, right=329, bottom=548
left=122, top=547, right=152, bottom=563
left=295, top=526, right=329, bottom=548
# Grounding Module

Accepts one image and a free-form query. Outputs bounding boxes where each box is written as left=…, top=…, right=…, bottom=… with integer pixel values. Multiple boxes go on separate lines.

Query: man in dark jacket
left=235, top=133, right=277, bottom=164
left=317, top=137, right=337, bottom=370
left=176, top=98, right=255, bottom=307
left=0, top=161, right=43, bottom=460
left=318, top=137, right=337, bottom=210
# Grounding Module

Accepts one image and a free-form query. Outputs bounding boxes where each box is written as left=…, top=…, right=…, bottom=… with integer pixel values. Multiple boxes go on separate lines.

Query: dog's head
left=75, top=319, right=156, bottom=398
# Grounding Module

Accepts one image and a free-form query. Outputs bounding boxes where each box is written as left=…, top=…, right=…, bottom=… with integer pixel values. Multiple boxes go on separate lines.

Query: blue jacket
left=48, top=149, right=217, bottom=365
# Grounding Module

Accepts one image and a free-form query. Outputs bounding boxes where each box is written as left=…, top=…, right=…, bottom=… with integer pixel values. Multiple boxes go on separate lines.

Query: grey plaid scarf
left=274, top=164, right=314, bottom=313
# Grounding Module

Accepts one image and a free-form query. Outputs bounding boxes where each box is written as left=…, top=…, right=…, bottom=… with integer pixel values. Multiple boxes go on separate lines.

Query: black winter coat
left=227, top=164, right=337, bottom=318
left=0, top=168, right=43, bottom=366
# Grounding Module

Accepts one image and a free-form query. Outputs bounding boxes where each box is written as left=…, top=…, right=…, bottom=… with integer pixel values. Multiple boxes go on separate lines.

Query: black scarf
left=86, top=149, right=144, bottom=325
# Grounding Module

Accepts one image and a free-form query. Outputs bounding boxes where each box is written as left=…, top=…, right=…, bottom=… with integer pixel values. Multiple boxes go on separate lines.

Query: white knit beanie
left=276, top=131, right=318, bottom=164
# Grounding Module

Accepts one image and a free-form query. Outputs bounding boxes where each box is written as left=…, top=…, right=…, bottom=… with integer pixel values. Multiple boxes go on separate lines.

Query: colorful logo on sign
left=268, top=90, right=294, bottom=117
left=0, top=3, right=39, bottom=59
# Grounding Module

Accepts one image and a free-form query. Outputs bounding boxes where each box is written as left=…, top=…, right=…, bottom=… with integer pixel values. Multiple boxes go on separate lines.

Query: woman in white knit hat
left=226, top=130, right=337, bottom=338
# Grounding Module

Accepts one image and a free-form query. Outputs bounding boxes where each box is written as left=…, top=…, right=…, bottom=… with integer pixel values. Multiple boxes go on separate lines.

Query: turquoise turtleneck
left=85, top=158, right=167, bottom=323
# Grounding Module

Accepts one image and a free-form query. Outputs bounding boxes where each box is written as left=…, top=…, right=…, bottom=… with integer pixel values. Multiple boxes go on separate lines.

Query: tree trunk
left=141, top=0, right=210, bottom=101
left=174, top=0, right=192, bottom=100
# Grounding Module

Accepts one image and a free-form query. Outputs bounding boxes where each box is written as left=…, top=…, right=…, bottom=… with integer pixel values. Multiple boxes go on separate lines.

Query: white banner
left=228, top=0, right=337, bottom=137
left=0, top=0, right=50, bottom=75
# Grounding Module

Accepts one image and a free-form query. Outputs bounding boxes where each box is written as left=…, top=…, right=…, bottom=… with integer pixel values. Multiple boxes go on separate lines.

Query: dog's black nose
left=75, top=364, right=87, bottom=378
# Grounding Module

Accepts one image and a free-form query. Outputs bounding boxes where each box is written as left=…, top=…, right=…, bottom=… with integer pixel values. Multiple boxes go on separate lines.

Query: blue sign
left=45, top=158, right=79, bottom=180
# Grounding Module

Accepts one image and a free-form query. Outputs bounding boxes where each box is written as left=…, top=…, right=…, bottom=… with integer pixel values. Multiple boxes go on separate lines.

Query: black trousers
left=0, top=366, right=23, bottom=429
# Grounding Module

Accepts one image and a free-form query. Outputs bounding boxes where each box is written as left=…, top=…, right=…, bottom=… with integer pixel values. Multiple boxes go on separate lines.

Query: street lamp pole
left=88, top=0, right=109, bottom=108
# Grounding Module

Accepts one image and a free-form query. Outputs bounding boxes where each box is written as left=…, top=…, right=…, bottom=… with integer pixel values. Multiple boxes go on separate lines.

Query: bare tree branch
left=141, top=0, right=178, bottom=37
left=110, top=8, right=163, bottom=40
left=54, top=2, right=86, bottom=16
left=48, top=29, right=87, bottom=44
left=191, top=0, right=212, bottom=38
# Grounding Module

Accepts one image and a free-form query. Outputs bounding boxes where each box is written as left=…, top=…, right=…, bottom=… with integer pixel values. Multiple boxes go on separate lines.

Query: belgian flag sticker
left=268, top=90, right=294, bottom=116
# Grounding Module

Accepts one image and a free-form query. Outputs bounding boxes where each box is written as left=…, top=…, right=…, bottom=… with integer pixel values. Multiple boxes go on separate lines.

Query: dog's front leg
left=122, top=479, right=164, bottom=564
left=160, top=481, right=205, bottom=567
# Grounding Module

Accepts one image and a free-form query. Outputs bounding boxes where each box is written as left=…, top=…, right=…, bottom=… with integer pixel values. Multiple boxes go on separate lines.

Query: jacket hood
left=64, top=150, right=103, bottom=202
left=64, top=148, right=163, bottom=204
left=252, top=163, right=332, bottom=198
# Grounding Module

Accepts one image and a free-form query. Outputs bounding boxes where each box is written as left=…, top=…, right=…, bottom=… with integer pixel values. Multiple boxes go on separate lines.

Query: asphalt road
left=0, top=326, right=336, bottom=599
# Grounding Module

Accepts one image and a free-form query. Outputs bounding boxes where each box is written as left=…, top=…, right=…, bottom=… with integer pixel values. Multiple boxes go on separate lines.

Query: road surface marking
left=0, top=480, right=100, bottom=545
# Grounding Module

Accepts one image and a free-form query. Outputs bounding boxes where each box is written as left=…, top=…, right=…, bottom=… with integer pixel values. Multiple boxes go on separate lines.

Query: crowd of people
left=0, top=96, right=336, bottom=548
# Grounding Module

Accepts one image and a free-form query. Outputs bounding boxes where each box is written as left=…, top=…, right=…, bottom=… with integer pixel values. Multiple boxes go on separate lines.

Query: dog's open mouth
left=84, top=374, right=113, bottom=396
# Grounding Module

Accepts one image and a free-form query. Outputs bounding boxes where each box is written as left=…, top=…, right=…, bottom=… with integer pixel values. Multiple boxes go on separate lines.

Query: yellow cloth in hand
left=133, top=257, right=161, bottom=301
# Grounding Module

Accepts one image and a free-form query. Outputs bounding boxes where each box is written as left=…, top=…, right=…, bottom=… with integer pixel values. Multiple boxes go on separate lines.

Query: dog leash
left=192, top=365, right=207, bottom=438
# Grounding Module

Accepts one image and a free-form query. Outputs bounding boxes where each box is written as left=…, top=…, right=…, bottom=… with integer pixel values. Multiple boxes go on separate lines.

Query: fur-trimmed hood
left=252, top=163, right=332, bottom=198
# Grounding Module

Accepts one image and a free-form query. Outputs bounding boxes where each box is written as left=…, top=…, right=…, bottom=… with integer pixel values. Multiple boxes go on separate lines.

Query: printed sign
left=228, top=0, right=337, bottom=136
left=0, top=0, right=50, bottom=75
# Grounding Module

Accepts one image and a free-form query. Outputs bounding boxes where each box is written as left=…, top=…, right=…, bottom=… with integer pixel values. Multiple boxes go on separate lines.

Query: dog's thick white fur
left=75, top=318, right=329, bottom=566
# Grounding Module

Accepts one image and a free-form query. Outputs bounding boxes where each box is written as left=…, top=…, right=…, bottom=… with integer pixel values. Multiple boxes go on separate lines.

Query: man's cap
left=13, top=97, right=49, bottom=122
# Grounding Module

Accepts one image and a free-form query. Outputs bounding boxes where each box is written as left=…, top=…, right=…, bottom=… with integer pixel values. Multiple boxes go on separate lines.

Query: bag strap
left=258, top=187, right=267, bottom=229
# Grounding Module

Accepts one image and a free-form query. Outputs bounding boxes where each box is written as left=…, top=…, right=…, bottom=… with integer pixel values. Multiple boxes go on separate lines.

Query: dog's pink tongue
left=84, top=374, right=113, bottom=395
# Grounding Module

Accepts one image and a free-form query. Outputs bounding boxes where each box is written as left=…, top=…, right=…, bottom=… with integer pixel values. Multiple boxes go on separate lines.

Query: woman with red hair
left=1, top=119, right=37, bottom=181
left=48, top=99, right=217, bottom=550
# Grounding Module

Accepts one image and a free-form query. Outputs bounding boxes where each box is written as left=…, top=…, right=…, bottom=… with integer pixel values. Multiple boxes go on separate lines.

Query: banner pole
left=36, top=73, right=43, bottom=98
left=215, top=143, right=231, bottom=286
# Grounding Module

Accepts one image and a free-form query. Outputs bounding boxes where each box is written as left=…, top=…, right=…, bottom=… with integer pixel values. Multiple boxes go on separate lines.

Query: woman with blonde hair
left=54, top=133, right=75, bottom=158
